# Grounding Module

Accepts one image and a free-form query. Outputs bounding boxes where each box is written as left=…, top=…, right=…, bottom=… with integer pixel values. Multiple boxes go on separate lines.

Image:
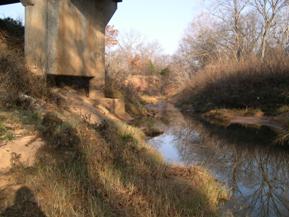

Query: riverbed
left=146, top=103, right=289, bottom=217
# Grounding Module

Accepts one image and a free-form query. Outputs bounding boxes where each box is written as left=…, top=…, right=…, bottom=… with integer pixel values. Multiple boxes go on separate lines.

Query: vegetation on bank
left=174, top=0, right=289, bottom=112
left=174, top=56, right=289, bottom=146
left=172, top=0, right=289, bottom=146
left=1, top=107, right=227, bottom=217
left=0, top=18, right=227, bottom=217
left=104, top=75, right=149, bottom=117
left=176, top=56, right=289, bottom=116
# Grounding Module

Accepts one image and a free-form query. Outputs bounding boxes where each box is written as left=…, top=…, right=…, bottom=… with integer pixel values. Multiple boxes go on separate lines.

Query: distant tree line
left=176, top=0, right=289, bottom=72
left=105, top=0, right=289, bottom=94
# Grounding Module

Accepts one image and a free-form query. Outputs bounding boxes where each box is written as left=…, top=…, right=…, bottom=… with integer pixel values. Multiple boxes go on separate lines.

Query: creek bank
left=177, top=103, right=289, bottom=146
left=145, top=102, right=289, bottom=217
left=0, top=94, right=228, bottom=217
left=0, top=17, right=227, bottom=216
left=202, top=109, right=288, bottom=132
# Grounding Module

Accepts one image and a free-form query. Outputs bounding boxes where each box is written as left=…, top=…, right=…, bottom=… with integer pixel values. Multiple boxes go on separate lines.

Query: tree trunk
left=260, top=28, right=268, bottom=61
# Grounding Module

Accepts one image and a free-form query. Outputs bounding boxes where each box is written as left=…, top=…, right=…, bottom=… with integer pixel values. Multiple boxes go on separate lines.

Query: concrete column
left=22, top=0, right=119, bottom=97
left=23, top=0, right=48, bottom=75
left=89, top=22, right=106, bottom=98
left=90, top=0, right=118, bottom=98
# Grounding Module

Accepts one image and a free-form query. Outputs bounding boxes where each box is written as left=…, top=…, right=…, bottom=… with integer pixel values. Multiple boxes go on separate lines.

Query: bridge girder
left=0, top=0, right=122, bottom=6
left=0, top=0, right=20, bottom=5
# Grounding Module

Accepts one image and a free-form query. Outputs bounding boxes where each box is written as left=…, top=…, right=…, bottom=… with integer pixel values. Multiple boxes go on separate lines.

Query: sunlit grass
left=177, top=56, right=289, bottom=116
left=4, top=110, right=228, bottom=217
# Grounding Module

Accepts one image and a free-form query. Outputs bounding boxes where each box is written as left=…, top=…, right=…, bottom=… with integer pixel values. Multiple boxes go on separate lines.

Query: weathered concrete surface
left=19, top=0, right=121, bottom=94
left=54, top=88, right=131, bottom=123
left=0, top=0, right=121, bottom=96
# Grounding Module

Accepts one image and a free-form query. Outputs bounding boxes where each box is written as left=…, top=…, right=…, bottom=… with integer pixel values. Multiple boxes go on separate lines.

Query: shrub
left=177, top=55, right=289, bottom=115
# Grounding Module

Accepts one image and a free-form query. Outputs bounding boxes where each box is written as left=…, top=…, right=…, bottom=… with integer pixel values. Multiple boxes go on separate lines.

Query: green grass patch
left=0, top=122, right=14, bottom=142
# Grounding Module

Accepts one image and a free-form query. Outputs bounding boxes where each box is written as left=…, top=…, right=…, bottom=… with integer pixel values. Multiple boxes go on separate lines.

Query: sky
left=0, top=0, right=206, bottom=54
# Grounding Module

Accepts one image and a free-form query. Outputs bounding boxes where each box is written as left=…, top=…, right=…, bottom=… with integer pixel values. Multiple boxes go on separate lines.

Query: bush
left=177, top=55, right=289, bottom=115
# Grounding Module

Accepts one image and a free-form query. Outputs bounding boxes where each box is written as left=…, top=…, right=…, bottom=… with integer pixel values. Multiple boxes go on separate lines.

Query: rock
left=143, top=126, right=164, bottom=137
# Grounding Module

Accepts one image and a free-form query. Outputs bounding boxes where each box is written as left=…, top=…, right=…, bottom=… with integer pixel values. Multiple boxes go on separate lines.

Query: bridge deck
left=0, top=0, right=20, bottom=5
left=0, top=0, right=122, bottom=5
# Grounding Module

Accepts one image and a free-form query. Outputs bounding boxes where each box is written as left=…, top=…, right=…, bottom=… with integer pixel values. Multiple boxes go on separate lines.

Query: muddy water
left=147, top=103, right=289, bottom=217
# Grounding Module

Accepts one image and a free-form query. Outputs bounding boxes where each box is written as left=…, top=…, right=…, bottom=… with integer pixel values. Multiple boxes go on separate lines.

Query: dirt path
left=0, top=135, right=43, bottom=174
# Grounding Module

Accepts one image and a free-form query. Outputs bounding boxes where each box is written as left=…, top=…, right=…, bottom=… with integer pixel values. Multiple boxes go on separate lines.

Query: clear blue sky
left=0, top=0, right=205, bottom=54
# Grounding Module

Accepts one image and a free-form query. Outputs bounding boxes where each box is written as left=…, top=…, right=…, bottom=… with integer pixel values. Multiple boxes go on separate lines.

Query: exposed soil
left=203, top=109, right=288, bottom=133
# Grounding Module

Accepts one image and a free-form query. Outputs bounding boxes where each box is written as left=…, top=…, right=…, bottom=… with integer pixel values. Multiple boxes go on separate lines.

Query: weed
left=0, top=121, right=14, bottom=142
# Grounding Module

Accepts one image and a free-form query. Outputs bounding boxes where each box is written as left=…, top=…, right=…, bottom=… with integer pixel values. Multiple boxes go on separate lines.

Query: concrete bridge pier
left=15, top=0, right=121, bottom=97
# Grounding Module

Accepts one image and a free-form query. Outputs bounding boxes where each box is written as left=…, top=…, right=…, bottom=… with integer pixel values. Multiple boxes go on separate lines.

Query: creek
left=146, top=103, right=289, bottom=217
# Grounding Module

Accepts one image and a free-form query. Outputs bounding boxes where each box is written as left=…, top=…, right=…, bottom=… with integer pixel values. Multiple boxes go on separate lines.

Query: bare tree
left=105, top=25, right=119, bottom=49
left=176, top=13, right=227, bottom=69
left=232, top=0, right=250, bottom=60
left=213, top=0, right=250, bottom=60
left=106, top=30, right=167, bottom=80
left=271, top=8, right=289, bottom=52
left=252, top=0, right=289, bottom=60
left=241, top=11, right=260, bottom=55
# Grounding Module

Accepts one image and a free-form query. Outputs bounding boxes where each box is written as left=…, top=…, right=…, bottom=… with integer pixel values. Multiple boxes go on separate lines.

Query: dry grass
left=105, top=75, right=149, bottom=117
left=0, top=18, right=47, bottom=106
left=177, top=55, right=289, bottom=116
left=0, top=17, right=227, bottom=217
left=0, top=18, right=24, bottom=53
left=0, top=50, right=47, bottom=102
left=0, top=109, right=228, bottom=217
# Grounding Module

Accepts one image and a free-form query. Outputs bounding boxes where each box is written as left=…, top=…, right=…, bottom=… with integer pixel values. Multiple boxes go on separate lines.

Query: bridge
left=0, top=0, right=122, bottom=97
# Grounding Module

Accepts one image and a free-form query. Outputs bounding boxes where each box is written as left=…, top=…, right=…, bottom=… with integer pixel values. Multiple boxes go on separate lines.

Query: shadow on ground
left=2, top=100, right=224, bottom=217
left=1, top=186, right=46, bottom=217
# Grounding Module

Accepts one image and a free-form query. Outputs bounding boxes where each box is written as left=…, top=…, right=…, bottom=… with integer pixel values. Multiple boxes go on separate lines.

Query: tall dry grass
left=0, top=18, right=47, bottom=105
left=0, top=17, right=227, bottom=216
left=105, top=74, right=149, bottom=116
left=177, top=54, right=289, bottom=115
left=2, top=110, right=227, bottom=217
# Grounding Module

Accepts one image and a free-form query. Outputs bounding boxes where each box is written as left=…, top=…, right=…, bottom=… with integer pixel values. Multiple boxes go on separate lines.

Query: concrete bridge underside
left=0, top=0, right=19, bottom=5
left=0, top=0, right=121, bottom=97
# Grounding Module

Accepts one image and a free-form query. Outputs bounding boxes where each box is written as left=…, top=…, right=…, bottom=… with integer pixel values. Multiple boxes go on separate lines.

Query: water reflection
left=149, top=108, right=289, bottom=217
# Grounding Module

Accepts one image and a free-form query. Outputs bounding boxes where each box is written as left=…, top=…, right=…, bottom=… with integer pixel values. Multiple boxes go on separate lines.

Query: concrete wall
left=24, top=0, right=119, bottom=93
left=24, top=0, right=48, bottom=74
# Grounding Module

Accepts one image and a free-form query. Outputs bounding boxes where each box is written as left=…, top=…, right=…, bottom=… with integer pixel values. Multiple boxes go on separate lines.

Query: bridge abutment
left=20, top=0, right=120, bottom=97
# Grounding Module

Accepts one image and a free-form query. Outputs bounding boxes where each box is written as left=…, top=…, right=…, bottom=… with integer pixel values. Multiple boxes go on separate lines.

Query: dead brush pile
left=177, top=55, right=289, bottom=115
